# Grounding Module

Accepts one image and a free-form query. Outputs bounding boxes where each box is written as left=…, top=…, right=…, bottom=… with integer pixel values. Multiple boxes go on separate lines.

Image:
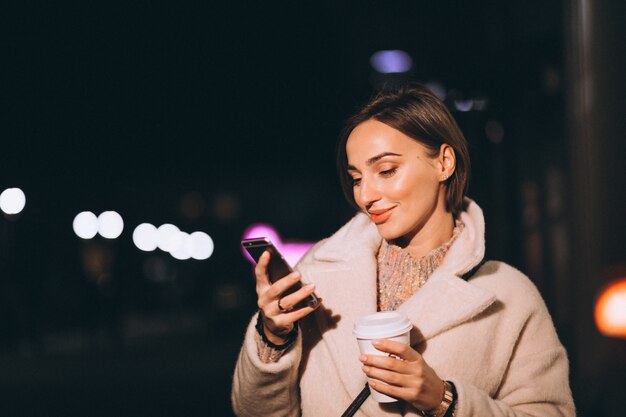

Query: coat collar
left=298, top=199, right=496, bottom=404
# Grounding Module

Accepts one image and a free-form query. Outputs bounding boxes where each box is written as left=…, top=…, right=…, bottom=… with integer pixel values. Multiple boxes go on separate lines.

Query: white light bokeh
left=170, top=231, right=193, bottom=260
left=156, top=224, right=180, bottom=252
left=98, top=211, right=124, bottom=239
left=0, top=188, right=26, bottom=215
left=73, top=211, right=99, bottom=239
left=190, top=231, right=214, bottom=260
left=133, top=223, right=158, bottom=251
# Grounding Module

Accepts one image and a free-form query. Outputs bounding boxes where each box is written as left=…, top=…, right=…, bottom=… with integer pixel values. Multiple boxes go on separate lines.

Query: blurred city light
left=190, top=231, right=214, bottom=260
left=453, top=99, right=473, bottom=112
left=133, top=223, right=158, bottom=251
left=370, top=50, right=413, bottom=74
left=149, top=223, right=215, bottom=260
left=472, top=97, right=488, bottom=111
left=98, top=211, right=124, bottom=239
left=156, top=224, right=180, bottom=252
left=595, top=278, right=626, bottom=339
left=170, top=231, right=193, bottom=260
left=241, top=223, right=314, bottom=267
left=73, top=211, right=99, bottom=239
left=0, top=187, right=26, bottom=215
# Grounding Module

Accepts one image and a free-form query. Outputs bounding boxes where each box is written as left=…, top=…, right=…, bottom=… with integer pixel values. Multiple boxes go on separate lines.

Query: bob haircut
left=336, top=83, right=471, bottom=218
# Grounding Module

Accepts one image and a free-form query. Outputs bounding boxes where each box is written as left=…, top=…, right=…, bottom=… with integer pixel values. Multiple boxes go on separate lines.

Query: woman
left=232, top=84, right=575, bottom=417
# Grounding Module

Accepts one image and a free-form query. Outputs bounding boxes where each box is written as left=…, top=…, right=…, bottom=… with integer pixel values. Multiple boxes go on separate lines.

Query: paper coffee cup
left=352, top=311, right=412, bottom=402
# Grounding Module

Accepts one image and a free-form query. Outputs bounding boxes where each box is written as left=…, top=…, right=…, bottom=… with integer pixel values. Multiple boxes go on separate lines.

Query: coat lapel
left=398, top=267, right=496, bottom=345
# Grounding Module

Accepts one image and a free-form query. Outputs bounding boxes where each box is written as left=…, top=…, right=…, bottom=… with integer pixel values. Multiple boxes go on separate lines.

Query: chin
left=375, top=223, right=404, bottom=242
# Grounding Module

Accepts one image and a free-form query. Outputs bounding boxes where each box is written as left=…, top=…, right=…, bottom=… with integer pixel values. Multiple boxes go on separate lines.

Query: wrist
left=423, top=380, right=457, bottom=417
left=255, top=312, right=298, bottom=350
left=263, top=323, right=291, bottom=344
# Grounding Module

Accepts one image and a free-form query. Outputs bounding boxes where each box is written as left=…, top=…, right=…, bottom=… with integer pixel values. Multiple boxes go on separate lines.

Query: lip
left=368, top=206, right=396, bottom=224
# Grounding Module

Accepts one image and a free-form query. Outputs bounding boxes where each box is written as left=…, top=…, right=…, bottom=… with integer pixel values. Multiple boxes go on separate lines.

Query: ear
left=437, top=144, right=456, bottom=181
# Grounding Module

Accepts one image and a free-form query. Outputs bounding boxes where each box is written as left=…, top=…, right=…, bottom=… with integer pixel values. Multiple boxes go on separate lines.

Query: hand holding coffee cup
left=353, top=311, right=444, bottom=411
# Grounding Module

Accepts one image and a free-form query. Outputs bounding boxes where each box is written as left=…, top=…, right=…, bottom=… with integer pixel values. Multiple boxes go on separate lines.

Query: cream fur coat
left=232, top=200, right=575, bottom=416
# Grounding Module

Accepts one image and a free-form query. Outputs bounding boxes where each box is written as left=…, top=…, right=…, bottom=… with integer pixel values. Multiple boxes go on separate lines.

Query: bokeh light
left=156, top=224, right=180, bottom=252
left=98, top=211, right=124, bottom=239
left=0, top=188, right=26, bottom=215
left=73, top=211, right=99, bottom=239
left=170, top=231, right=193, bottom=260
left=454, top=99, right=473, bottom=112
left=133, top=223, right=158, bottom=251
left=595, top=278, right=626, bottom=339
left=370, top=50, right=413, bottom=74
left=190, top=231, right=214, bottom=260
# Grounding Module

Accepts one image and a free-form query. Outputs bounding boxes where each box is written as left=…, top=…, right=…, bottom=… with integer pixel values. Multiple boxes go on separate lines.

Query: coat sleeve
left=231, top=312, right=302, bottom=417
left=450, top=289, right=576, bottom=417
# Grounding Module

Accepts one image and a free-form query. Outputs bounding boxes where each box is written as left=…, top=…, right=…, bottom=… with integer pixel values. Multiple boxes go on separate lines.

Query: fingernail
left=292, top=272, right=301, bottom=279
left=359, top=355, right=367, bottom=362
left=305, top=283, right=315, bottom=291
left=372, top=340, right=381, bottom=346
left=369, top=380, right=377, bottom=387
left=361, top=365, right=369, bottom=372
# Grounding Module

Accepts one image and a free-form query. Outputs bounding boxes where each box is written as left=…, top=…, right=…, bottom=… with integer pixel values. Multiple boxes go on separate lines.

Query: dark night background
left=1, top=1, right=625, bottom=416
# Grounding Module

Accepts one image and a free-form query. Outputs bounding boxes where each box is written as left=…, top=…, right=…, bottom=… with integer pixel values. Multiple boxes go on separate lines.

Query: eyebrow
left=347, top=152, right=402, bottom=171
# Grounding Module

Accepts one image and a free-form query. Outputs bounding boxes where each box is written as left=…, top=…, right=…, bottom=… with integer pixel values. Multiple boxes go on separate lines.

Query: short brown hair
left=336, top=83, right=470, bottom=218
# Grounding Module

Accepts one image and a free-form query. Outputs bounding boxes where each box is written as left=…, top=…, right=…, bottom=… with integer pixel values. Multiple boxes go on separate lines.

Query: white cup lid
left=353, top=311, right=412, bottom=339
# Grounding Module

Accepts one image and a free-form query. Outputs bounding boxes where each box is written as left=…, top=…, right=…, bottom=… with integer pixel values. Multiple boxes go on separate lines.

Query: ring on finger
left=277, top=298, right=291, bottom=312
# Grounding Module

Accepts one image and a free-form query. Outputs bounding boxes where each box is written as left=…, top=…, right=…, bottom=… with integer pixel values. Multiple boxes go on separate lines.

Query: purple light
left=241, top=223, right=314, bottom=267
left=370, top=50, right=413, bottom=74
left=454, top=99, right=473, bottom=112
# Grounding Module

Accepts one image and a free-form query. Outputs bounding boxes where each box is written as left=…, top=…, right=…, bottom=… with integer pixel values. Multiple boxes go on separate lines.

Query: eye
left=380, top=167, right=397, bottom=177
left=351, top=177, right=362, bottom=187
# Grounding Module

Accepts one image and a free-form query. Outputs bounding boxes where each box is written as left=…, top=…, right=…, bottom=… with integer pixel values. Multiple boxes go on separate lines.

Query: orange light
left=595, top=278, right=626, bottom=339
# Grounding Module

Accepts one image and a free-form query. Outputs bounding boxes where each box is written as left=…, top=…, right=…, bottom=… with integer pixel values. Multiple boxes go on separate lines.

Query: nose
left=355, top=178, right=381, bottom=209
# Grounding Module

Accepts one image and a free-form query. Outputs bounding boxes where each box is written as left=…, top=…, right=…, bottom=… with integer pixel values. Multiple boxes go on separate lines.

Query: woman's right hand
left=255, top=251, right=320, bottom=345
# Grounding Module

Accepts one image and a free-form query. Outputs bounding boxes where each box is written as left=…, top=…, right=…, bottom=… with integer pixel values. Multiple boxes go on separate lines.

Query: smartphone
left=241, top=237, right=319, bottom=309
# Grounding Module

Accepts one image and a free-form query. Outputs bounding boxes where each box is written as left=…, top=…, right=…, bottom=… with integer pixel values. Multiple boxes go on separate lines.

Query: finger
left=259, top=272, right=304, bottom=314
left=266, top=271, right=303, bottom=299
left=361, top=364, right=411, bottom=387
left=368, top=380, right=414, bottom=403
left=275, top=283, right=316, bottom=311
left=370, top=339, right=421, bottom=362
left=277, top=304, right=319, bottom=323
left=359, top=354, right=409, bottom=374
left=254, top=251, right=272, bottom=287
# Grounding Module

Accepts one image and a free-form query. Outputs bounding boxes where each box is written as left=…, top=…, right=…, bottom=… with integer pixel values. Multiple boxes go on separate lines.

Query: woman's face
left=345, top=119, right=449, bottom=246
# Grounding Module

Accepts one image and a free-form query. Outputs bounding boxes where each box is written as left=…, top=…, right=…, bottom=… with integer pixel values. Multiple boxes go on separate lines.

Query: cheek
left=389, top=172, right=429, bottom=199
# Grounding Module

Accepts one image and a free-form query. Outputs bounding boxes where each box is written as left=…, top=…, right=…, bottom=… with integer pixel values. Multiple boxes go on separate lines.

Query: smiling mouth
left=368, top=207, right=395, bottom=224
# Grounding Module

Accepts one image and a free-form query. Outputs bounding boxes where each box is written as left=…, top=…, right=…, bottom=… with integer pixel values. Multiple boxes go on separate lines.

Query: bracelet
left=424, top=380, right=457, bottom=417
left=255, top=311, right=299, bottom=350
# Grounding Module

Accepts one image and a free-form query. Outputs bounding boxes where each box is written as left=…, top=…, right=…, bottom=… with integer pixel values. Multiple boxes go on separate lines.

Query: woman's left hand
left=359, top=339, right=444, bottom=411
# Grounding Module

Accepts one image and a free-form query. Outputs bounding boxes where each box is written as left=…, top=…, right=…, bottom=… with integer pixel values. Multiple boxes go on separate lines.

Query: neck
left=392, top=207, right=455, bottom=259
